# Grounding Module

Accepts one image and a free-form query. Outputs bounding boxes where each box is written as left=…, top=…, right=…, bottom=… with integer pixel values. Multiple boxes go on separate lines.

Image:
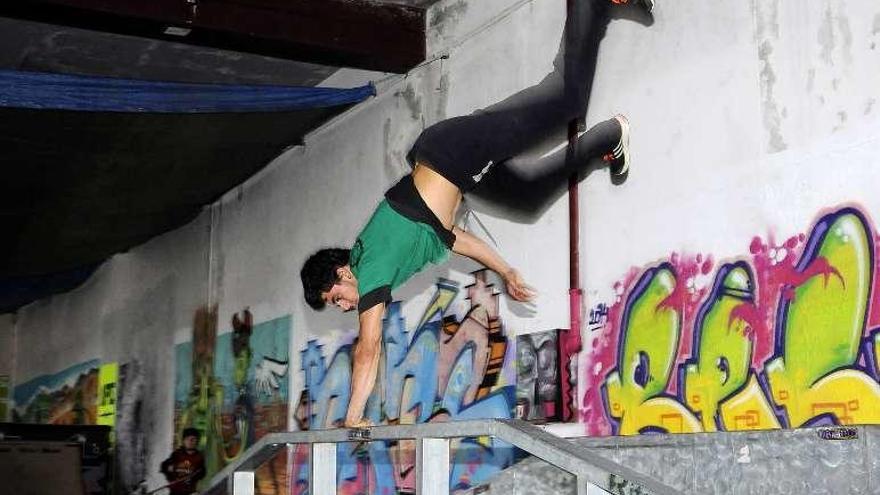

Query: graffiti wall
left=11, top=361, right=110, bottom=494
left=295, top=271, right=518, bottom=494
left=174, top=307, right=291, bottom=489
left=13, top=359, right=100, bottom=424
left=583, top=205, right=880, bottom=435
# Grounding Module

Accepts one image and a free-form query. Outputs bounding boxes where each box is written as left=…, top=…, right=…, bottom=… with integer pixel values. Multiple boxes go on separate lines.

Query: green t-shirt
left=351, top=200, right=450, bottom=312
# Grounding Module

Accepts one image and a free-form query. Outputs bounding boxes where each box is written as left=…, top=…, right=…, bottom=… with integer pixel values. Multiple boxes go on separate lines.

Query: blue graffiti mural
left=295, top=272, right=516, bottom=494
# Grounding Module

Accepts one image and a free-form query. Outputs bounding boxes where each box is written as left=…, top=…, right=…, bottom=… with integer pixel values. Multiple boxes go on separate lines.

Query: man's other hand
left=503, top=268, right=536, bottom=302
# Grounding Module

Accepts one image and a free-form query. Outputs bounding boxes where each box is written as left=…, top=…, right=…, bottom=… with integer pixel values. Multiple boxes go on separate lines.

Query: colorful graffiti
left=13, top=359, right=100, bottom=424
left=516, top=330, right=562, bottom=421
left=295, top=271, right=517, bottom=494
left=584, top=206, right=880, bottom=435
left=174, top=307, right=291, bottom=491
left=11, top=361, right=109, bottom=494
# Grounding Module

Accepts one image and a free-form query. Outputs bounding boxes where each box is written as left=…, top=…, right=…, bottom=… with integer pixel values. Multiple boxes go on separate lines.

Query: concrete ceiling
left=0, top=0, right=440, bottom=312
left=0, top=0, right=434, bottom=73
left=0, top=17, right=339, bottom=86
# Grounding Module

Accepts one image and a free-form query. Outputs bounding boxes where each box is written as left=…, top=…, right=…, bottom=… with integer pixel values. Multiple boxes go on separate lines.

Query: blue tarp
left=0, top=69, right=375, bottom=113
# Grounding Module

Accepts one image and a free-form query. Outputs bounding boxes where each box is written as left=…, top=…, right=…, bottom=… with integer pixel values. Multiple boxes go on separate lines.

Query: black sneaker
left=603, top=114, right=630, bottom=177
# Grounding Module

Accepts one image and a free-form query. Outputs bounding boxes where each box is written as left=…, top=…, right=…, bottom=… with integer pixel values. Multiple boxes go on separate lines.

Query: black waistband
left=385, top=175, right=456, bottom=249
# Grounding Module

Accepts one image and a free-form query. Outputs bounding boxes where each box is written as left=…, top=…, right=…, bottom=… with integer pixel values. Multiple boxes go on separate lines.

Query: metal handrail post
left=232, top=471, right=255, bottom=495
left=311, top=443, right=337, bottom=495
left=416, top=438, right=450, bottom=495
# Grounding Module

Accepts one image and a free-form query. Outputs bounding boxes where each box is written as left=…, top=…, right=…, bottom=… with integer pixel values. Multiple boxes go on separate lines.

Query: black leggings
left=407, top=0, right=617, bottom=192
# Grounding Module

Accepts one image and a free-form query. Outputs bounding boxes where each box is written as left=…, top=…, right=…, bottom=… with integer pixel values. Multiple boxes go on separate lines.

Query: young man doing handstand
left=301, top=0, right=655, bottom=428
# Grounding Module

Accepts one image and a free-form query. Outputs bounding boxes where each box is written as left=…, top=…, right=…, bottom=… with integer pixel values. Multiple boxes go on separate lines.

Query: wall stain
left=817, top=3, right=853, bottom=66
left=396, top=83, right=422, bottom=121
left=383, top=118, right=396, bottom=178
left=758, top=41, right=787, bottom=153
left=136, top=41, right=159, bottom=67
left=818, top=4, right=836, bottom=65
left=866, top=98, right=876, bottom=116
left=836, top=7, right=853, bottom=65
left=752, top=0, right=780, bottom=40
left=833, top=110, right=848, bottom=132
left=752, top=0, right=787, bottom=153
left=429, top=0, right=467, bottom=31
left=435, top=73, right=450, bottom=122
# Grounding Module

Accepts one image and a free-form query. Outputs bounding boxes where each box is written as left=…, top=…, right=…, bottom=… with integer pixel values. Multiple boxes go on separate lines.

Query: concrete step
left=465, top=425, right=880, bottom=494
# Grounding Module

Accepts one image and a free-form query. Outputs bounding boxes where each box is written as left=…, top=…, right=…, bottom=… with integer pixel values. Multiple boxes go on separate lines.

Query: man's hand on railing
left=344, top=417, right=374, bottom=428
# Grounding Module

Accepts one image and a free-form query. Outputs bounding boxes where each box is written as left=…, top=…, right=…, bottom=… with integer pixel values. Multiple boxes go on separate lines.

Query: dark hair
left=182, top=427, right=201, bottom=440
left=301, top=248, right=350, bottom=310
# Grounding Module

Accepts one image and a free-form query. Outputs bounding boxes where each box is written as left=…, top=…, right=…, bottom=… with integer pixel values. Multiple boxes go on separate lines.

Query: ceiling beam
left=0, top=0, right=428, bottom=73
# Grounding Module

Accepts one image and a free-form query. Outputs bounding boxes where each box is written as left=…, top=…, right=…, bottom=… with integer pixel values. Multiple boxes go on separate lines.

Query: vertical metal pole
left=417, top=437, right=450, bottom=495
left=311, top=443, right=337, bottom=495
left=232, top=471, right=255, bottom=495
left=567, top=122, right=582, bottom=290
left=564, top=74, right=585, bottom=422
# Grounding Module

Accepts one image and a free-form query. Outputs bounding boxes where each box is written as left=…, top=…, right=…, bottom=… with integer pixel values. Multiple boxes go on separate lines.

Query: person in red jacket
left=160, top=428, right=206, bottom=495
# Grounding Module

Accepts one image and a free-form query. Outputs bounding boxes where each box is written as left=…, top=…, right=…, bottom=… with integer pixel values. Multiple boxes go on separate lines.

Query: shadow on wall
left=470, top=150, right=610, bottom=224
left=449, top=1, right=655, bottom=225
left=583, top=205, right=880, bottom=436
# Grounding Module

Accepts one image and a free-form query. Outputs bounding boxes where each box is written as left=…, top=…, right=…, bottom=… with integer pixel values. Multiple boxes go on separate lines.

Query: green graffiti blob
left=682, top=264, right=781, bottom=431
left=605, top=265, right=702, bottom=434
left=765, top=210, right=880, bottom=426
left=684, top=265, right=755, bottom=431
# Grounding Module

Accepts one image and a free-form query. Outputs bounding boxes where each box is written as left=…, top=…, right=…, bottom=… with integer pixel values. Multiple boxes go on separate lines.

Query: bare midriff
left=411, top=162, right=462, bottom=230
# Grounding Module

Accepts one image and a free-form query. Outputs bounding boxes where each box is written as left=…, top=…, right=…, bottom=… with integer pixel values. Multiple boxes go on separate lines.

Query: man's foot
left=603, top=114, right=630, bottom=176
left=611, top=0, right=654, bottom=13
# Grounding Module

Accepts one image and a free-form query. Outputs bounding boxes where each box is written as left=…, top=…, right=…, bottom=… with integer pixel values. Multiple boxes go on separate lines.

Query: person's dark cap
left=182, top=427, right=201, bottom=439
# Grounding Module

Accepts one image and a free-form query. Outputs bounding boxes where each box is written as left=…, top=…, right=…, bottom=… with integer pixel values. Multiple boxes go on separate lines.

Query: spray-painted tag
left=817, top=427, right=858, bottom=441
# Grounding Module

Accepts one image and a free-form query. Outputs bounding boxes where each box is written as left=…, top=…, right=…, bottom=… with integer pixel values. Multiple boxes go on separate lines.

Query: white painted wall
left=3, top=0, right=880, bottom=486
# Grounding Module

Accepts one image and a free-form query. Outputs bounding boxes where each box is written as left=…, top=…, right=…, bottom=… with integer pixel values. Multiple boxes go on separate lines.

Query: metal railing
left=202, top=419, right=683, bottom=495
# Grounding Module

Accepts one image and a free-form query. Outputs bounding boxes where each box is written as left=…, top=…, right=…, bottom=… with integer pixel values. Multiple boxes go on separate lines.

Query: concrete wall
left=0, top=314, right=13, bottom=421
left=3, top=0, right=880, bottom=492
left=0, top=314, right=13, bottom=375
